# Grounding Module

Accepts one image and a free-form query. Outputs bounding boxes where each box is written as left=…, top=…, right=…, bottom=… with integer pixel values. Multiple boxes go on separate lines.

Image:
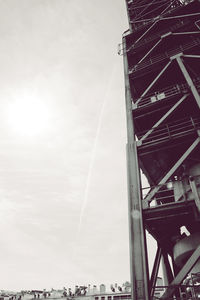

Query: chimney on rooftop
left=100, top=284, right=106, bottom=294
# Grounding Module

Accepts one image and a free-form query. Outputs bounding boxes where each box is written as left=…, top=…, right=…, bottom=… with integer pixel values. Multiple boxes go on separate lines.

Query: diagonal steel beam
left=176, top=56, right=200, bottom=109
left=162, top=251, right=174, bottom=286
left=136, top=61, right=172, bottom=105
left=150, top=245, right=162, bottom=298
left=160, top=0, right=177, bottom=16
left=137, top=39, right=162, bottom=65
left=160, top=245, right=200, bottom=299
left=134, top=0, right=158, bottom=21
left=131, top=0, right=168, bottom=10
left=128, top=21, right=158, bottom=52
left=143, top=137, right=200, bottom=207
left=135, top=1, right=168, bottom=21
left=140, top=94, right=188, bottom=142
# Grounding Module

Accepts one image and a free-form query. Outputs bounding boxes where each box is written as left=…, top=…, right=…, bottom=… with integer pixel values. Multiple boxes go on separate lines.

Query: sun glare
left=7, top=94, right=50, bottom=137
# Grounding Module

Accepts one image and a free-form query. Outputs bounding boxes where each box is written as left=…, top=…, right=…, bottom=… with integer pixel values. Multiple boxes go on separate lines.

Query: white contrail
left=76, top=63, right=117, bottom=238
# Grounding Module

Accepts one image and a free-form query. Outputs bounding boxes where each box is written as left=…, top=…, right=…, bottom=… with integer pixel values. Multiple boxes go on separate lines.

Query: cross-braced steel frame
left=122, top=0, right=200, bottom=299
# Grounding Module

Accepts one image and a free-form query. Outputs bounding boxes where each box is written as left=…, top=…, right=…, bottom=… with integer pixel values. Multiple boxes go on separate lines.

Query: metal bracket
left=170, top=53, right=183, bottom=60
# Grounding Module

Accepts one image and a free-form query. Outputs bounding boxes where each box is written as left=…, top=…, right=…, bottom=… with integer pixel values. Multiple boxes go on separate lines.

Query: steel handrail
left=129, top=0, right=190, bottom=33
left=137, top=116, right=199, bottom=137
left=135, top=78, right=200, bottom=107
left=129, top=38, right=200, bottom=74
left=128, top=19, right=189, bottom=52
left=137, top=117, right=200, bottom=145
left=142, top=175, right=200, bottom=206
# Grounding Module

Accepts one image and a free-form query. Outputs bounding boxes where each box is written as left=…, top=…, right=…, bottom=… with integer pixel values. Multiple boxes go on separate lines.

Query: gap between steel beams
left=129, top=0, right=168, bottom=10
left=143, top=137, right=200, bottom=207
left=136, top=39, right=162, bottom=66
left=160, top=245, right=200, bottom=299
left=131, top=12, right=200, bottom=24
left=133, top=0, right=168, bottom=21
left=135, top=61, right=172, bottom=105
left=139, top=94, right=188, bottom=142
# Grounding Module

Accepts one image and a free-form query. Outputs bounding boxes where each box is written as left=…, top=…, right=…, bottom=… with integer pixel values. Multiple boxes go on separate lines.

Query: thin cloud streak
left=75, top=62, right=117, bottom=240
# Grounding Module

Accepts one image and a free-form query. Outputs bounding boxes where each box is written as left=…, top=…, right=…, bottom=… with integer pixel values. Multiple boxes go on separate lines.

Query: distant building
left=72, top=280, right=164, bottom=300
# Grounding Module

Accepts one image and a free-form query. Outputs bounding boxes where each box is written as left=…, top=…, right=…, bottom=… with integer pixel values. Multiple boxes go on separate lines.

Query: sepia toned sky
left=0, top=0, right=156, bottom=292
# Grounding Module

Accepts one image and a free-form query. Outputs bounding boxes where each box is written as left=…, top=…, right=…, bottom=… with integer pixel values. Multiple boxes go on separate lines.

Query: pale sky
left=0, top=0, right=135, bottom=291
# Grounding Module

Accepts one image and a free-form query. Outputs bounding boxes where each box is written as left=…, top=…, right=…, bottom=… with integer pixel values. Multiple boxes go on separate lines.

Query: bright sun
left=7, top=95, right=50, bottom=137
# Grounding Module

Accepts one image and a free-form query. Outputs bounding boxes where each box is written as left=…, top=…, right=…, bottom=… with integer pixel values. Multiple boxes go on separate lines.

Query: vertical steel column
left=123, top=37, right=150, bottom=300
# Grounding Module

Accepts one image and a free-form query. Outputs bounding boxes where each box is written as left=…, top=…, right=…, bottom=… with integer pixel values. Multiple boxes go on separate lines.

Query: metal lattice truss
left=126, top=0, right=194, bottom=31
left=123, top=0, right=200, bottom=299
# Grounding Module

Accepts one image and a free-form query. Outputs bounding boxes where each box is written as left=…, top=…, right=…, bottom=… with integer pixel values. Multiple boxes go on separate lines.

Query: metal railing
left=153, top=283, right=200, bottom=299
left=133, top=77, right=200, bottom=108
left=127, top=0, right=192, bottom=33
left=137, top=116, right=200, bottom=147
left=127, top=19, right=190, bottom=52
left=129, top=1, right=172, bottom=21
left=129, top=37, right=200, bottom=74
left=142, top=181, right=174, bottom=205
left=136, top=83, right=188, bottom=108
left=142, top=174, right=200, bottom=208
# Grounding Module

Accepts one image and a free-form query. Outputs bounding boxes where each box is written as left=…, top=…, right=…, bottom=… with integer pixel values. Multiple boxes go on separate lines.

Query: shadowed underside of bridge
left=122, top=0, right=200, bottom=299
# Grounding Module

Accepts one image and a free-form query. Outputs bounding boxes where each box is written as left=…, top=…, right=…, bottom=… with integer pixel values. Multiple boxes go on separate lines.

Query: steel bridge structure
left=122, top=0, right=200, bottom=299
